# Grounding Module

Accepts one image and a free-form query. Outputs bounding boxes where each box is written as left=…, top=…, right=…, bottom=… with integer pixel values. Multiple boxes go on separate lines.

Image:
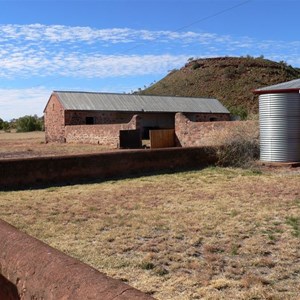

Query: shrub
left=236, top=63, right=246, bottom=75
left=192, top=62, right=201, bottom=70
left=229, top=106, right=248, bottom=120
left=2, top=122, right=10, bottom=132
left=15, top=115, right=43, bottom=132
left=212, top=122, right=260, bottom=168
left=224, top=66, right=236, bottom=79
left=140, top=261, right=155, bottom=270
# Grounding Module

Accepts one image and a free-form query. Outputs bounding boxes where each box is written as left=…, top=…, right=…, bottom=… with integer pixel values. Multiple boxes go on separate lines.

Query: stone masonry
left=44, top=94, right=231, bottom=148
left=175, top=113, right=256, bottom=147
left=44, top=94, right=65, bottom=143
left=65, top=115, right=140, bottom=147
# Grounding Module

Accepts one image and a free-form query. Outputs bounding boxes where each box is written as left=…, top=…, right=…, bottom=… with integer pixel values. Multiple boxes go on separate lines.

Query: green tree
left=3, top=122, right=10, bottom=131
left=0, top=118, right=3, bottom=130
left=15, top=115, right=43, bottom=132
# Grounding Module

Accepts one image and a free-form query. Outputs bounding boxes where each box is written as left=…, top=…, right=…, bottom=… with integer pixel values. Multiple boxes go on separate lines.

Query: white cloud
left=1, top=24, right=300, bottom=120
left=0, top=24, right=223, bottom=44
left=0, top=88, right=50, bottom=120
left=0, top=24, right=300, bottom=81
left=1, top=24, right=299, bottom=80
left=0, top=45, right=188, bottom=78
left=58, top=54, right=188, bottom=77
left=0, top=23, right=271, bottom=49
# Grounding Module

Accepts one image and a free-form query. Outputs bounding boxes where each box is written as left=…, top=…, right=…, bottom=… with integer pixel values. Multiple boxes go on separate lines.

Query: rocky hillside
left=140, top=57, right=300, bottom=117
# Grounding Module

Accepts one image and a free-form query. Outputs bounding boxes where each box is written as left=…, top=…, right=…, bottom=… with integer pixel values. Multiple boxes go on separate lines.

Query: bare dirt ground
left=0, top=167, right=299, bottom=299
left=0, top=131, right=110, bottom=159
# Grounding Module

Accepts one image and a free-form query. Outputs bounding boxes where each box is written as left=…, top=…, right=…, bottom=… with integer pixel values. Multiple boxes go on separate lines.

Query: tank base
left=257, top=161, right=300, bottom=168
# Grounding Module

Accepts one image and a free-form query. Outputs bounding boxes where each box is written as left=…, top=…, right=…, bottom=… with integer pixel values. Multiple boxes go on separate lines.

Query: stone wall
left=175, top=113, right=258, bottom=147
left=44, top=94, right=65, bottom=143
left=0, top=219, right=154, bottom=300
left=65, top=111, right=134, bottom=125
left=44, top=97, right=232, bottom=147
left=139, top=113, right=175, bottom=138
left=183, top=112, right=230, bottom=122
left=65, top=114, right=140, bottom=147
left=0, top=147, right=217, bottom=190
left=65, top=112, right=176, bottom=141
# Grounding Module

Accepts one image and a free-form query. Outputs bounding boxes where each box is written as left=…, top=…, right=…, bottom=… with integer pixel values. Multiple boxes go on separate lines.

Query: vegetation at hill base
left=139, top=56, right=300, bottom=118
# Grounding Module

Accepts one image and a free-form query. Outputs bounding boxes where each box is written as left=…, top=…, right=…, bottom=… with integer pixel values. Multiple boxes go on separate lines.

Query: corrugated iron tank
left=259, top=93, right=300, bottom=162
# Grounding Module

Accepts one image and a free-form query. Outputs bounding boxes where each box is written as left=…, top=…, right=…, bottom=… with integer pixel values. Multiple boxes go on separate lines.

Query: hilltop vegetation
left=140, top=56, right=300, bottom=117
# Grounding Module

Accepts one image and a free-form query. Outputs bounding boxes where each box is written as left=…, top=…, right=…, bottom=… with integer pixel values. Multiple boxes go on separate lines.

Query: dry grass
left=0, top=167, right=299, bottom=299
left=0, top=131, right=110, bottom=159
left=214, top=121, right=260, bottom=168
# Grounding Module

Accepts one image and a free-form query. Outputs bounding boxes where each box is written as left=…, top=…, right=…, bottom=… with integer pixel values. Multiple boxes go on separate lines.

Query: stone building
left=44, top=91, right=230, bottom=147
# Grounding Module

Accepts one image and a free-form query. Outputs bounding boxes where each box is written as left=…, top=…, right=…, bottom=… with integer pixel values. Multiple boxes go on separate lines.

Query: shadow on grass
left=1, top=164, right=212, bottom=192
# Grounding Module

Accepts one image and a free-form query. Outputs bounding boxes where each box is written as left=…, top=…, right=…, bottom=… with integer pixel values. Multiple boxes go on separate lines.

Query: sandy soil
left=0, top=131, right=111, bottom=159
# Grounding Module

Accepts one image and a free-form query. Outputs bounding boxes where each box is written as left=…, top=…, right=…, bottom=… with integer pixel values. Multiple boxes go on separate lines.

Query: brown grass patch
left=0, top=130, right=111, bottom=159
left=0, top=167, right=299, bottom=299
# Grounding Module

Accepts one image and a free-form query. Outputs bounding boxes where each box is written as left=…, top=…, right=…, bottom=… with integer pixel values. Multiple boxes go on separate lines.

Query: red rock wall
left=65, top=111, right=134, bottom=125
left=175, top=113, right=256, bottom=147
left=44, top=95, right=65, bottom=143
left=64, top=112, right=175, bottom=144
left=65, top=114, right=140, bottom=147
left=183, top=112, right=230, bottom=122
left=0, top=147, right=217, bottom=190
left=0, top=219, right=154, bottom=300
left=44, top=99, right=232, bottom=148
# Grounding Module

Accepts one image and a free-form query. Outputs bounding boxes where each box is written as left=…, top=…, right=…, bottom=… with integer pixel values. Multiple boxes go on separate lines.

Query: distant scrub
left=16, top=115, right=43, bottom=132
left=0, top=118, right=10, bottom=131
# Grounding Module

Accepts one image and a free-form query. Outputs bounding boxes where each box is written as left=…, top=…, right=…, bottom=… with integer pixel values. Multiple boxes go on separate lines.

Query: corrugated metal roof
left=254, top=78, right=300, bottom=93
left=52, top=91, right=229, bottom=114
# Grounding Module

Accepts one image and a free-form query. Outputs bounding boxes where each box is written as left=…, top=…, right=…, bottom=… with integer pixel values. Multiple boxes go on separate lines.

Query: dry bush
left=212, top=121, right=259, bottom=168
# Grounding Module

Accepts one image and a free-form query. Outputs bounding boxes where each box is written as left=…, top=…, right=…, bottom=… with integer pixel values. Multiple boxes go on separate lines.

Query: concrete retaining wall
left=0, top=147, right=216, bottom=190
left=0, top=219, right=154, bottom=300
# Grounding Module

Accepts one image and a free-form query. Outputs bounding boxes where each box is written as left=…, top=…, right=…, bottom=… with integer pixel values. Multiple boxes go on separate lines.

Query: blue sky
left=0, top=0, right=299, bottom=120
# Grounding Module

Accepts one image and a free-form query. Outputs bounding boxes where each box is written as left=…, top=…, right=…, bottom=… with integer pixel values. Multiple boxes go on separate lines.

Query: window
left=209, top=117, right=218, bottom=122
left=86, top=117, right=95, bottom=124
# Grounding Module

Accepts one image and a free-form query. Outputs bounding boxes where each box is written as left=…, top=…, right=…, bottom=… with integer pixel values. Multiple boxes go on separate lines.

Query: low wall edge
left=0, top=218, right=154, bottom=300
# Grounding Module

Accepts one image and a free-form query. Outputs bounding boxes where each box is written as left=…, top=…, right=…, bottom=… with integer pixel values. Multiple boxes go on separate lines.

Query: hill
left=139, top=56, right=300, bottom=117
